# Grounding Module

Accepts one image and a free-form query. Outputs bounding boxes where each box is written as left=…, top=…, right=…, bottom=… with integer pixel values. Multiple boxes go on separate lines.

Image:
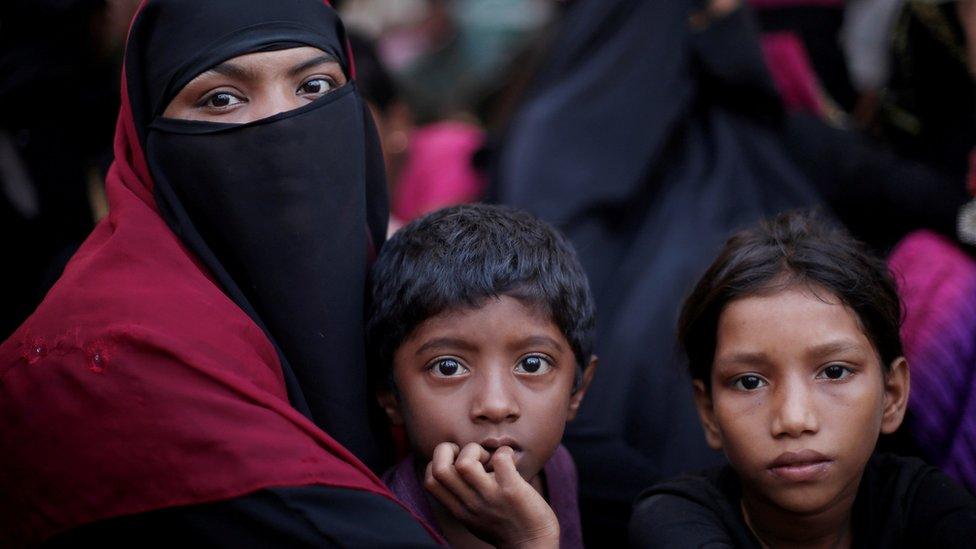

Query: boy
left=630, top=211, right=976, bottom=547
left=367, top=204, right=597, bottom=548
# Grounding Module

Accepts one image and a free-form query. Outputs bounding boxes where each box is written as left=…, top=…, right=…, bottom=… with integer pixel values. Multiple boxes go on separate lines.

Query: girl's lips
left=767, top=450, right=833, bottom=482
left=768, top=460, right=832, bottom=482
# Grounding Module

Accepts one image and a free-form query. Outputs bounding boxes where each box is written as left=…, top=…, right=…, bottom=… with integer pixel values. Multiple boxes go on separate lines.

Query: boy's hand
left=424, top=442, right=560, bottom=549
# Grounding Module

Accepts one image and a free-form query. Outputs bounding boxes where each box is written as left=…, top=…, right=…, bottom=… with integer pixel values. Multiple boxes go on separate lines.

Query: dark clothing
left=784, top=114, right=971, bottom=251
left=384, top=445, right=584, bottom=549
left=630, top=454, right=976, bottom=548
left=0, top=0, right=117, bottom=339
left=491, top=2, right=820, bottom=543
left=881, top=4, right=976, bottom=181
left=45, top=486, right=437, bottom=548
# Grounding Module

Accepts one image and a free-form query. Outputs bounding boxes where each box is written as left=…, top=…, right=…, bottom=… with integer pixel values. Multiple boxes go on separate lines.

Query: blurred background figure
left=0, top=0, right=131, bottom=339
left=340, top=0, right=554, bottom=232
left=749, top=0, right=974, bottom=250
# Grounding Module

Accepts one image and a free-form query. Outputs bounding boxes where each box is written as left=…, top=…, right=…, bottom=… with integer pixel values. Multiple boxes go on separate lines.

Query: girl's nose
left=770, top=377, right=820, bottom=438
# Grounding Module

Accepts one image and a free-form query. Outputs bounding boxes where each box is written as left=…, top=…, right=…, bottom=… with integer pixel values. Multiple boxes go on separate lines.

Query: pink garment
left=889, top=230, right=976, bottom=492
left=392, top=121, right=486, bottom=223
left=758, top=31, right=825, bottom=116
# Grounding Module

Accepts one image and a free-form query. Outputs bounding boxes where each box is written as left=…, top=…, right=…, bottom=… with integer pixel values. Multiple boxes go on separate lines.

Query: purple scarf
left=889, top=230, right=976, bottom=492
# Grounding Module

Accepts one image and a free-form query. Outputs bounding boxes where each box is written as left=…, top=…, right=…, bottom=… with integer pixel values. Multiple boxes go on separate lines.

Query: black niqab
left=127, top=0, right=389, bottom=468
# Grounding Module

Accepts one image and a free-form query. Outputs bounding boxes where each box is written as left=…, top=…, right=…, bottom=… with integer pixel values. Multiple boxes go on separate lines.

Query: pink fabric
left=759, top=31, right=825, bottom=116
left=392, top=121, right=486, bottom=223
left=889, top=230, right=976, bottom=492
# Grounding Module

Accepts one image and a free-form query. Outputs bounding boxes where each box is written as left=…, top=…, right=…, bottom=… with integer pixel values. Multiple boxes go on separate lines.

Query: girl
left=630, top=211, right=976, bottom=548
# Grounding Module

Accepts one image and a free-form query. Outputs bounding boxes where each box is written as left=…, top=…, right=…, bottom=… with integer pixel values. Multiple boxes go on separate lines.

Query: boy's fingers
left=428, top=442, right=479, bottom=503
left=455, top=443, right=494, bottom=493
left=490, top=446, right=524, bottom=488
left=432, top=441, right=461, bottom=463
left=458, top=442, right=491, bottom=465
left=423, top=464, right=470, bottom=519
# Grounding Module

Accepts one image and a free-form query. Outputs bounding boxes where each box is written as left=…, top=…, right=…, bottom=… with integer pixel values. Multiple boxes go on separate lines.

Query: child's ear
left=377, top=389, right=404, bottom=426
left=880, top=357, right=910, bottom=434
left=566, top=355, right=598, bottom=421
left=692, top=380, right=724, bottom=450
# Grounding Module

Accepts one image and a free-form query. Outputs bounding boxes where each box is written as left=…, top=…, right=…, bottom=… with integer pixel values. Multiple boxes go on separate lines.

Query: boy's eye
left=430, top=358, right=469, bottom=378
left=297, top=77, right=334, bottom=96
left=817, top=364, right=854, bottom=380
left=203, top=91, right=244, bottom=108
left=514, top=355, right=552, bottom=375
left=731, top=374, right=767, bottom=391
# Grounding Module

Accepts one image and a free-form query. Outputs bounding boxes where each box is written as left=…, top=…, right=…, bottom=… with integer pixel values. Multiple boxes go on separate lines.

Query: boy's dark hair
left=367, top=204, right=595, bottom=388
left=678, top=210, right=903, bottom=390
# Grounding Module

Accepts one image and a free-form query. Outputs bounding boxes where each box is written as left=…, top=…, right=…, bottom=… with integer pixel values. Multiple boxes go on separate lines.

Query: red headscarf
left=0, top=1, right=437, bottom=544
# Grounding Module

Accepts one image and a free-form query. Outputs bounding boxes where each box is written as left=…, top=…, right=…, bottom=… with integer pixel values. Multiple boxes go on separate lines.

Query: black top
left=44, top=486, right=439, bottom=548
left=630, top=454, right=976, bottom=548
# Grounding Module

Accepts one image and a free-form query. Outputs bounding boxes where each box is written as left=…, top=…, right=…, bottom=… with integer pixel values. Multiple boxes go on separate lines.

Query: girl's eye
left=731, top=374, right=767, bottom=391
left=514, top=355, right=553, bottom=375
left=818, top=364, right=854, bottom=380
left=298, top=78, right=333, bottom=96
left=430, top=358, right=469, bottom=378
left=204, top=91, right=244, bottom=108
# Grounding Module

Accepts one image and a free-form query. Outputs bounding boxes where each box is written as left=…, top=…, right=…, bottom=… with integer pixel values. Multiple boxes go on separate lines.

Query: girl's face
left=162, top=46, right=347, bottom=123
left=693, top=286, right=909, bottom=516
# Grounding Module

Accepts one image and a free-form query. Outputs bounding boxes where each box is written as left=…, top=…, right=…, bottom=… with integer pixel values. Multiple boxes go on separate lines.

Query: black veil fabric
left=126, top=0, right=390, bottom=469
left=491, top=1, right=821, bottom=543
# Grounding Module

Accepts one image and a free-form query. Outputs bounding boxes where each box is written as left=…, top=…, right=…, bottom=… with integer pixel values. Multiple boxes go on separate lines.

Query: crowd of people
left=1, top=0, right=975, bottom=546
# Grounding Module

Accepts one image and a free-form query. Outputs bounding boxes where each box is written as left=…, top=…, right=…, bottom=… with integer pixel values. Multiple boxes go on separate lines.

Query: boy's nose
left=770, top=377, right=819, bottom=438
left=471, top=371, right=520, bottom=424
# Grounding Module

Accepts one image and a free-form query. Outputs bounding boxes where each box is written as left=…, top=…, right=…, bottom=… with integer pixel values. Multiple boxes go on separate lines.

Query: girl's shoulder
left=629, top=465, right=760, bottom=548
left=857, top=453, right=976, bottom=547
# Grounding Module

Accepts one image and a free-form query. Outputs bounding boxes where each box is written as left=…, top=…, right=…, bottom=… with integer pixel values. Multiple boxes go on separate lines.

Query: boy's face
left=380, top=295, right=595, bottom=484
left=693, top=286, right=909, bottom=516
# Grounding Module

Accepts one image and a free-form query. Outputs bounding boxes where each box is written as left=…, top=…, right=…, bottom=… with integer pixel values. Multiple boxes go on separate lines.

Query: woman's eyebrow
left=288, top=54, right=339, bottom=77
left=205, top=61, right=254, bottom=80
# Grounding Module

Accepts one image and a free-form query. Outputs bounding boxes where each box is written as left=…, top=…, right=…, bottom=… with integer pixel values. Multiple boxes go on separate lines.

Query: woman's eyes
left=429, top=358, right=469, bottom=378
left=201, top=91, right=245, bottom=109
left=817, top=364, right=855, bottom=381
left=196, top=77, right=335, bottom=112
left=514, top=355, right=553, bottom=375
left=731, top=374, right=767, bottom=391
left=297, top=77, right=335, bottom=96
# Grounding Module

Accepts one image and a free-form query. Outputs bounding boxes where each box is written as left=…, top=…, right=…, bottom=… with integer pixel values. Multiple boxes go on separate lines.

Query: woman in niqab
left=0, top=0, right=441, bottom=545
